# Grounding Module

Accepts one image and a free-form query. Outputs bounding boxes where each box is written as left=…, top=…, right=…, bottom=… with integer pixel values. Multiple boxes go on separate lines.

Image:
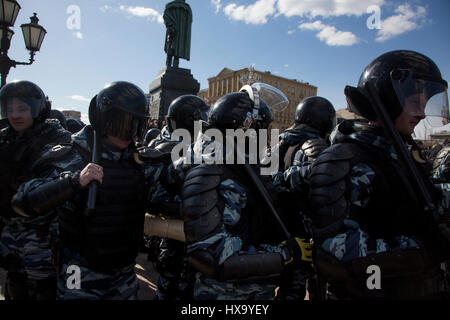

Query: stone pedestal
left=149, top=67, right=200, bottom=124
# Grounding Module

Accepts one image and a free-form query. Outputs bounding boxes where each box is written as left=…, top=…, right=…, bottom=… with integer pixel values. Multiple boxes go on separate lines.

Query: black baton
left=85, top=129, right=100, bottom=216
left=244, top=164, right=291, bottom=239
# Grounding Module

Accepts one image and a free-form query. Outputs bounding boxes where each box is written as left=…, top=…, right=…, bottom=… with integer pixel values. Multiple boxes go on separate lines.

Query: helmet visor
left=392, top=70, right=449, bottom=127
left=1, top=97, right=42, bottom=120
left=104, top=108, right=148, bottom=141
left=193, top=106, right=210, bottom=123
left=250, top=82, right=289, bottom=113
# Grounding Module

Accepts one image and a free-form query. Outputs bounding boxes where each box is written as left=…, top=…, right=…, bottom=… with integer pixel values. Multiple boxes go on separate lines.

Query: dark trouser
left=155, top=238, right=194, bottom=300
left=5, top=271, right=56, bottom=300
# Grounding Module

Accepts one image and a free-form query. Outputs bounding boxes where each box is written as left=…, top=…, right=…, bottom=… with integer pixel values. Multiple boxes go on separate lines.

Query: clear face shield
left=391, top=69, right=450, bottom=128
left=0, top=97, right=41, bottom=120
left=239, top=82, right=289, bottom=129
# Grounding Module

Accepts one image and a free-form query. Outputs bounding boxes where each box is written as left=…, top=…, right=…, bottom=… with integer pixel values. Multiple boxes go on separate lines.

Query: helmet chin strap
left=252, top=87, right=261, bottom=122
left=239, top=84, right=261, bottom=125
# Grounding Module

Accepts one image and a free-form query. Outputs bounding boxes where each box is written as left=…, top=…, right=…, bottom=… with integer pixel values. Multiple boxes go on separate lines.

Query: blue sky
left=6, top=0, right=450, bottom=125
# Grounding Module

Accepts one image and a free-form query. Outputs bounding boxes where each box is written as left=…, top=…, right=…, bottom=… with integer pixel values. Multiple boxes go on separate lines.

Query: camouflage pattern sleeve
left=15, top=145, right=85, bottom=206
left=271, top=148, right=314, bottom=195
left=272, top=165, right=310, bottom=194
left=321, top=163, right=419, bottom=262
left=145, top=162, right=181, bottom=215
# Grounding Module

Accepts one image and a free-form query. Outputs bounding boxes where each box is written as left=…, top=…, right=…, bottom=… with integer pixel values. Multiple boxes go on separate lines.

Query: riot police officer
left=11, top=81, right=152, bottom=300
left=181, top=83, right=313, bottom=300
left=271, top=97, right=336, bottom=300
left=49, top=109, right=68, bottom=130
left=144, top=95, right=209, bottom=300
left=274, top=96, right=336, bottom=172
left=0, top=80, right=72, bottom=300
left=308, top=50, right=450, bottom=299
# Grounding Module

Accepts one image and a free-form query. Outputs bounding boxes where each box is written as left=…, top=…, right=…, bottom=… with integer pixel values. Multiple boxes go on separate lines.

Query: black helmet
left=66, top=118, right=85, bottom=134
left=165, top=95, right=210, bottom=135
left=208, top=92, right=255, bottom=132
left=0, top=80, right=50, bottom=124
left=89, top=81, right=149, bottom=141
left=295, top=96, right=336, bottom=135
left=345, top=50, right=449, bottom=125
left=144, top=128, right=161, bottom=144
left=49, top=109, right=68, bottom=129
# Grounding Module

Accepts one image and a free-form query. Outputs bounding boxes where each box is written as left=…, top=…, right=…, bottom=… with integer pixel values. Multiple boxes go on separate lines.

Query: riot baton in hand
left=85, top=129, right=100, bottom=216
left=244, top=164, right=291, bottom=239
left=364, top=80, right=439, bottom=221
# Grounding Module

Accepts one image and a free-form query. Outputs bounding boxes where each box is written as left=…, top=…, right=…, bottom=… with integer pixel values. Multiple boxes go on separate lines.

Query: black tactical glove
left=280, top=237, right=312, bottom=271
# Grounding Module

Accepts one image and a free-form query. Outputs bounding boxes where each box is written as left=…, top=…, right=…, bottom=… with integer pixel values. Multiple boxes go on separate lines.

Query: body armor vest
left=309, top=140, right=446, bottom=299
left=311, top=141, right=434, bottom=241
left=59, top=135, right=146, bottom=271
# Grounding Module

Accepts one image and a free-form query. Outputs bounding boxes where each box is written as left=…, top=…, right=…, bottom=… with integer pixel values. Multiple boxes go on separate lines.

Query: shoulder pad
left=308, top=143, right=356, bottom=236
left=182, top=164, right=223, bottom=199
left=155, top=141, right=179, bottom=154
left=309, top=143, right=358, bottom=188
left=32, top=143, right=73, bottom=170
left=138, top=147, right=172, bottom=163
left=302, top=138, right=328, bottom=159
left=181, top=164, right=223, bottom=243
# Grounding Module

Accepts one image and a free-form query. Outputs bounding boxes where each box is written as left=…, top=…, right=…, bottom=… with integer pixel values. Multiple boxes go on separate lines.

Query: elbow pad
left=188, top=249, right=218, bottom=279
left=219, top=253, right=284, bottom=282
left=188, top=250, right=283, bottom=283
left=12, top=177, right=75, bottom=216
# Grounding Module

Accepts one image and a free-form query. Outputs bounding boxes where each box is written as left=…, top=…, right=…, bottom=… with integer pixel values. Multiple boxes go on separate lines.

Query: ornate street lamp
left=0, top=0, right=46, bottom=88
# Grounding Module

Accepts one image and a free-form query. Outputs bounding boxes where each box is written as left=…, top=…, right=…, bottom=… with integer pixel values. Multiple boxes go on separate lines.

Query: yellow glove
left=281, top=237, right=313, bottom=268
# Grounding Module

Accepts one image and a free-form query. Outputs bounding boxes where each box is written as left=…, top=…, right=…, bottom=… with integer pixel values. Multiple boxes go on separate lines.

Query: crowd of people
left=0, top=49, right=449, bottom=300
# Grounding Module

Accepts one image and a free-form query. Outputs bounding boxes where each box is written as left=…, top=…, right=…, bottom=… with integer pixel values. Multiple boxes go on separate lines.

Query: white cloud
left=224, top=0, right=276, bottom=25
left=211, top=0, right=222, bottom=14
left=287, top=29, right=295, bottom=35
left=284, top=64, right=289, bottom=67
left=277, top=0, right=385, bottom=18
left=69, top=95, right=90, bottom=102
left=119, top=5, right=164, bottom=24
left=376, top=4, right=427, bottom=42
left=299, top=20, right=359, bottom=46
left=74, top=31, right=83, bottom=39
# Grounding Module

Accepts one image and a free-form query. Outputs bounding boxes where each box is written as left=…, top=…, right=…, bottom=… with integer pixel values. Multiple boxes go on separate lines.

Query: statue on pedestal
left=163, top=0, right=192, bottom=68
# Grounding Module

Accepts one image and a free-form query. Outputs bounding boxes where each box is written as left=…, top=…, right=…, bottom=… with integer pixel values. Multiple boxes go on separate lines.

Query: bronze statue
left=163, top=0, right=192, bottom=68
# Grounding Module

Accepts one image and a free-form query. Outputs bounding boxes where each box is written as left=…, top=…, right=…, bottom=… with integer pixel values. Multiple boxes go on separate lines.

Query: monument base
left=149, top=67, right=200, bottom=124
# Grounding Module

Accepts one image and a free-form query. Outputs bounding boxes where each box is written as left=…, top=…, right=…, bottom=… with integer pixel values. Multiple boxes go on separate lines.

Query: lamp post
left=0, top=0, right=46, bottom=88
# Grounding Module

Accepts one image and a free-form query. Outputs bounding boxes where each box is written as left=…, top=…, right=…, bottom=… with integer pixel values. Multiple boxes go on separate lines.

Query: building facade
left=197, top=67, right=317, bottom=132
left=61, top=110, right=81, bottom=120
